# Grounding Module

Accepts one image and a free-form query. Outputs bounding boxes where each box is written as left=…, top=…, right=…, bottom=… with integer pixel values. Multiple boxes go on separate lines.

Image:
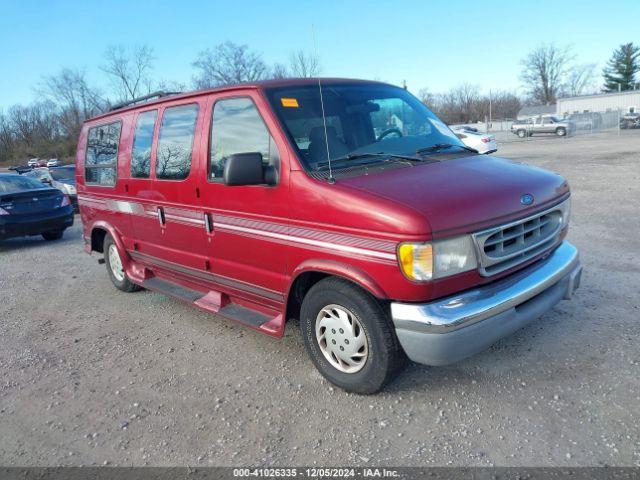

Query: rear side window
left=156, top=104, right=199, bottom=180
left=85, top=121, right=121, bottom=186
left=0, top=176, right=46, bottom=193
left=131, top=110, right=157, bottom=178
left=209, top=97, right=279, bottom=181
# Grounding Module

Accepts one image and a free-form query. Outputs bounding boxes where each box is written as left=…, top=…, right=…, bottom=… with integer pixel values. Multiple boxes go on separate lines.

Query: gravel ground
left=0, top=132, right=639, bottom=467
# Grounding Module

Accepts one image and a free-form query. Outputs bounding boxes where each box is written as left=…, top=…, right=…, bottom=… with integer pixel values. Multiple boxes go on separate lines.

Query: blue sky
left=0, top=0, right=638, bottom=109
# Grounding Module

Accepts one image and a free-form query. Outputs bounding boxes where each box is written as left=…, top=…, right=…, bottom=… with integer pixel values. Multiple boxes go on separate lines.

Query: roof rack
left=109, top=91, right=182, bottom=111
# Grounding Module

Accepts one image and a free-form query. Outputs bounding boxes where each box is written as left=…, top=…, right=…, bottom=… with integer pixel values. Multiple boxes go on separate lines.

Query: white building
left=557, top=90, right=640, bottom=115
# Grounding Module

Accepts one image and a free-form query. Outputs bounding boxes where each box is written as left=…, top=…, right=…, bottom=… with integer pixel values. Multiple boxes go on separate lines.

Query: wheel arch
left=284, top=259, right=388, bottom=324
left=89, top=221, right=124, bottom=254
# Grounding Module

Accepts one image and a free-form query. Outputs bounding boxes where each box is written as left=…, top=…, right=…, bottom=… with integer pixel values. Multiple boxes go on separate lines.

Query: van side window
left=85, top=121, right=121, bottom=186
left=131, top=110, right=157, bottom=178
left=209, top=97, right=279, bottom=181
left=156, top=104, right=199, bottom=180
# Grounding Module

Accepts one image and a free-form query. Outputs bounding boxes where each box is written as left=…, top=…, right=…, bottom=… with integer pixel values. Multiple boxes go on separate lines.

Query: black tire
left=300, top=277, right=404, bottom=394
left=516, top=129, right=526, bottom=138
left=42, top=229, right=64, bottom=241
left=103, top=234, right=142, bottom=293
left=556, top=127, right=566, bottom=137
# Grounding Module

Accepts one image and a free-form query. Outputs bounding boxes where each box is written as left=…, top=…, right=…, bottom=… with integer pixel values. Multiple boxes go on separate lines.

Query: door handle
left=204, top=212, right=213, bottom=234
left=157, top=206, right=166, bottom=226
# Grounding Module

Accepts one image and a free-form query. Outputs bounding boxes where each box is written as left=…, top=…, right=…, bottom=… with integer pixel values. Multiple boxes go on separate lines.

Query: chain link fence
left=452, top=108, right=639, bottom=146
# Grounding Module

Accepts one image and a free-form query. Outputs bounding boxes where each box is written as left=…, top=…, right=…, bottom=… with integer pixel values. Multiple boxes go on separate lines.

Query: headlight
left=398, top=235, right=477, bottom=282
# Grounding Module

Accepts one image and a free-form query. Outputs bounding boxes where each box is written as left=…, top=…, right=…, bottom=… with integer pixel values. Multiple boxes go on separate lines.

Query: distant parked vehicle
left=511, top=115, right=574, bottom=138
left=620, top=112, right=640, bottom=129
left=23, top=166, right=78, bottom=212
left=27, top=158, right=39, bottom=168
left=566, top=112, right=602, bottom=130
left=0, top=173, right=74, bottom=241
left=452, top=127, right=497, bottom=154
left=46, top=158, right=60, bottom=167
left=36, top=159, right=48, bottom=168
left=9, top=165, right=33, bottom=174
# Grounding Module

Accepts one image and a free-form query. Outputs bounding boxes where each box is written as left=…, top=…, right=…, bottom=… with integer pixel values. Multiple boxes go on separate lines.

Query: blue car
left=0, top=173, right=74, bottom=241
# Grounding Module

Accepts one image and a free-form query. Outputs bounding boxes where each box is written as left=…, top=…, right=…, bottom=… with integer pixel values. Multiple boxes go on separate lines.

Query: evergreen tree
left=603, top=43, right=640, bottom=92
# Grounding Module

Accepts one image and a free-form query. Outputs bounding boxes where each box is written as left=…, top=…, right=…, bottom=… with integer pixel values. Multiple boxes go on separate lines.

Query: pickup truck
left=620, top=112, right=640, bottom=129
left=511, top=115, right=574, bottom=138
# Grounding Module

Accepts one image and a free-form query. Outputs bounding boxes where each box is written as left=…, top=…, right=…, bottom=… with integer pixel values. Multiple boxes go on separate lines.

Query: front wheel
left=516, top=129, right=527, bottom=138
left=556, top=127, right=566, bottom=136
left=104, top=234, right=142, bottom=292
left=300, top=277, right=403, bottom=394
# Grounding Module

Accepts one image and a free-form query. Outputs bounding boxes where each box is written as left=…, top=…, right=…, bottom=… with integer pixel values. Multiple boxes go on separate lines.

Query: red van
left=77, top=79, right=581, bottom=393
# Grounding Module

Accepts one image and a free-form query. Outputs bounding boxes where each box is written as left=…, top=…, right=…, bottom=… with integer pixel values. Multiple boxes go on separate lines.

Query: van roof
left=87, top=78, right=388, bottom=123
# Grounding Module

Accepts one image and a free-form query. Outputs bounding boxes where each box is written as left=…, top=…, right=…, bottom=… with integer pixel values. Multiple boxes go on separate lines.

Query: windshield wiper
left=316, top=152, right=424, bottom=171
left=416, top=143, right=478, bottom=155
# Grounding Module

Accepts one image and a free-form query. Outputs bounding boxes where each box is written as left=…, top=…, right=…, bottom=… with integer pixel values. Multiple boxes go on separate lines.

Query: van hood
left=337, top=155, right=569, bottom=237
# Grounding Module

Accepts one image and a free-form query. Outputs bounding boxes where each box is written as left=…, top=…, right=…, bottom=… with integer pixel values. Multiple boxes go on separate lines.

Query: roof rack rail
left=109, top=91, right=182, bottom=111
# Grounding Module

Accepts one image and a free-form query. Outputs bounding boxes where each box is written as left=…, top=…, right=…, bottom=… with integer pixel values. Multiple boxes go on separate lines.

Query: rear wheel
left=42, top=229, right=64, bottom=241
left=516, top=129, right=527, bottom=138
left=104, top=234, right=141, bottom=292
left=300, top=277, right=403, bottom=394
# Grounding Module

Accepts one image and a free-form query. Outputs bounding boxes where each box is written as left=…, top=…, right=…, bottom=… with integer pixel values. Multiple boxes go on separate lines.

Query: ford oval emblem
left=520, top=194, right=534, bottom=206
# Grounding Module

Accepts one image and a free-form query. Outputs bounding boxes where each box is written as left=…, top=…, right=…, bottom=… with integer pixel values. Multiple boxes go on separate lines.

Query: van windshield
left=265, top=83, right=465, bottom=173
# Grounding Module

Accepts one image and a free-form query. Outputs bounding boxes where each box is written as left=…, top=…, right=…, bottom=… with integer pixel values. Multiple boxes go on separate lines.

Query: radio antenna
left=312, top=24, right=334, bottom=184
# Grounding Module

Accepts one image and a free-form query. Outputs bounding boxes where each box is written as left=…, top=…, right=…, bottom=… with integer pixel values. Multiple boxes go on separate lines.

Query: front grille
left=473, top=199, right=569, bottom=276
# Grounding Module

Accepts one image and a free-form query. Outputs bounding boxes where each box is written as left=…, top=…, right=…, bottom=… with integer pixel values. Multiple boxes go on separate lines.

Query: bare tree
left=101, top=45, right=155, bottom=101
left=288, top=50, right=321, bottom=77
left=38, top=68, right=104, bottom=137
left=420, top=85, right=521, bottom=125
left=192, top=42, right=269, bottom=88
left=520, top=44, right=574, bottom=104
left=0, top=110, right=15, bottom=162
left=566, top=63, right=597, bottom=96
left=271, top=63, right=290, bottom=79
left=155, top=79, right=187, bottom=93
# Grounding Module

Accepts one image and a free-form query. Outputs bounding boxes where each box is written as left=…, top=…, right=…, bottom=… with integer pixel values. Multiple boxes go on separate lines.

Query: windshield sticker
left=281, top=98, right=299, bottom=108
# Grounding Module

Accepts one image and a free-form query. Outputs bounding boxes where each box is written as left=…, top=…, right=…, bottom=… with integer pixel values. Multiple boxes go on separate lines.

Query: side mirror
left=223, top=152, right=276, bottom=186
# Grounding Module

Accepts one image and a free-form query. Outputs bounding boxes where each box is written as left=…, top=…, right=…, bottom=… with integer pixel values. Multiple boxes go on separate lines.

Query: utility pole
left=488, top=89, right=492, bottom=133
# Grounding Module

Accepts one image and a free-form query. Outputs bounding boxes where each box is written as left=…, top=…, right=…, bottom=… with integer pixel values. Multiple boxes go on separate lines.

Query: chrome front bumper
left=390, top=241, right=582, bottom=366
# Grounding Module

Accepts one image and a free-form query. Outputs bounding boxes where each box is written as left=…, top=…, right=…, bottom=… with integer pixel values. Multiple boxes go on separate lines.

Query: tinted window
left=85, top=121, right=121, bottom=186
left=156, top=104, right=198, bottom=180
left=131, top=110, right=157, bottom=178
left=210, top=98, right=279, bottom=180
left=0, top=175, right=47, bottom=193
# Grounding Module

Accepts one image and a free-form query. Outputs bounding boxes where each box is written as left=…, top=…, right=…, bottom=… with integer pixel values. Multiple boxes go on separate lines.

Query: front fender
left=289, top=259, right=388, bottom=300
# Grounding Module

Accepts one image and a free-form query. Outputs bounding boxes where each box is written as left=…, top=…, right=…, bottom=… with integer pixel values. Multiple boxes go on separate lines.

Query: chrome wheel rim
left=315, top=304, right=368, bottom=374
left=108, top=244, right=125, bottom=282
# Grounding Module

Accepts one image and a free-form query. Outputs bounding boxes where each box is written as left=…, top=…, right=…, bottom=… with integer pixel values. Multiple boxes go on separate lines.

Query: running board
left=142, top=277, right=204, bottom=302
left=140, top=277, right=272, bottom=329
left=218, top=303, right=271, bottom=328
